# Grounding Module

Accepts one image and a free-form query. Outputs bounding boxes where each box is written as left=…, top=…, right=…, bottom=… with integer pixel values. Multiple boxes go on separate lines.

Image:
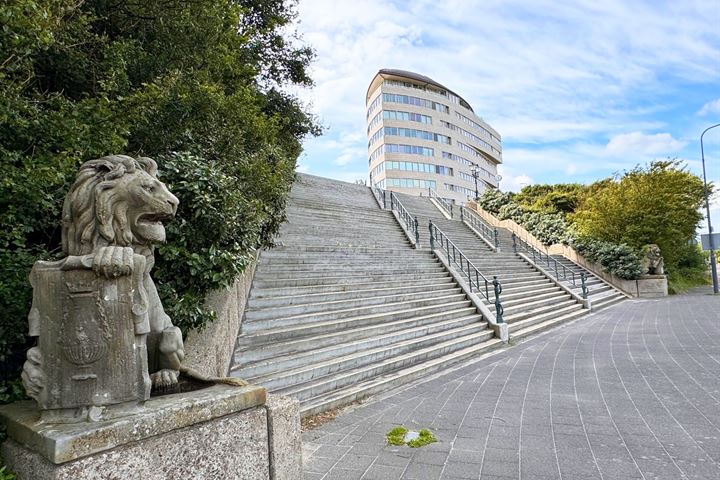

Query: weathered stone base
left=2, top=406, right=269, bottom=480
left=1, top=387, right=302, bottom=480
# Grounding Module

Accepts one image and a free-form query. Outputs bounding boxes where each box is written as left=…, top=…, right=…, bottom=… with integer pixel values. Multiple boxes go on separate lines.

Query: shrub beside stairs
left=230, top=174, right=502, bottom=417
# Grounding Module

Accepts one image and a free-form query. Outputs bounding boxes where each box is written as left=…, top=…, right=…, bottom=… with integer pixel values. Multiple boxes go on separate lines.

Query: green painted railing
left=428, top=188, right=453, bottom=218
left=371, top=186, right=386, bottom=209
left=460, top=206, right=499, bottom=249
left=511, top=233, right=588, bottom=299
left=390, top=192, right=420, bottom=246
left=429, top=220, right=504, bottom=323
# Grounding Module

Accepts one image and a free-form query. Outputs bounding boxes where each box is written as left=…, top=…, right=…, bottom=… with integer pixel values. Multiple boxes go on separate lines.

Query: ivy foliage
left=0, top=0, right=318, bottom=398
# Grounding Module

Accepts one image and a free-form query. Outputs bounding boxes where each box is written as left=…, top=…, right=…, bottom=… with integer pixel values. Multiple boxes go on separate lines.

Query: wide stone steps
left=244, top=286, right=463, bottom=321
left=252, top=270, right=452, bottom=289
left=243, top=293, right=469, bottom=333
left=249, top=276, right=455, bottom=299
left=234, top=314, right=483, bottom=378
left=254, top=264, right=446, bottom=280
left=298, top=336, right=504, bottom=417
left=247, top=281, right=458, bottom=309
left=234, top=306, right=480, bottom=364
left=246, top=323, right=490, bottom=391
left=281, top=328, right=495, bottom=402
left=239, top=298, right=474, bottom=346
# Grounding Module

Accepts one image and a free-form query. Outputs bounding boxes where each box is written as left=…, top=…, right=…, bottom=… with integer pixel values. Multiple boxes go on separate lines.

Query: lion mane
left=61, top=155, right=159, bottom=256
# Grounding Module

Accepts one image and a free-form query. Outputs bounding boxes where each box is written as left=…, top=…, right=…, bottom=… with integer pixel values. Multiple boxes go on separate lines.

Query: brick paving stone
left=303, top=290, right=720, bottom=479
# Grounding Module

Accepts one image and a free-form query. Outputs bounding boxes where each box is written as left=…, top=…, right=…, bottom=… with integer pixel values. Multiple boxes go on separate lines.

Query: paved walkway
left=302, top=291, right=720, bottom=480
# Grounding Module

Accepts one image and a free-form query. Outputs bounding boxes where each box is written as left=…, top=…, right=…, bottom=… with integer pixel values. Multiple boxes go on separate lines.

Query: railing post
left=511, top=233, right=517, bottom=253
left=494, top=229, right=499, bottom=249
left=581, top=272, right=588, bottom=299
left=450, top=203, right=453, bottom=219
left=414, top=216, right=420, bottom=246
left=493, top=276, right=504, bottom=324
left=460, top=206, right=464, bottom=222
left=428, top=220, right=434, bottom=249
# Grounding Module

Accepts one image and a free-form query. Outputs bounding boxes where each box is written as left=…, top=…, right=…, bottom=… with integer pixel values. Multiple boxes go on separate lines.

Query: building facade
left=366, top=69, right=502, bottom=204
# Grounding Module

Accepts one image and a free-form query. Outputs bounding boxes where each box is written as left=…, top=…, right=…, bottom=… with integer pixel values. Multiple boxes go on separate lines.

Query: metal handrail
left=429, top=220, right=504, bottom=323
left=428, top=188, right=453, bottom=218
left=460, top=206, right=499, bottom=249
left=390, top=192, right=420, bottom=246
left=371, top=186, right=386, bottom=209
left=511, top=233, right=588, bottom=299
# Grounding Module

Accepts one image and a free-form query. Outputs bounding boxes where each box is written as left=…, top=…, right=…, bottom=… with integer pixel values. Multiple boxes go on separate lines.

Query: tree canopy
left=572, top=160, right=707, bottom=272
left=0, top=0, right=319, bottom=393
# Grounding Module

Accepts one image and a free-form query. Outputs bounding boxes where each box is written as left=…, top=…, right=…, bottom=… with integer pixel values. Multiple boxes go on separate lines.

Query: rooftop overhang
left=365, top=69, right=475, bottom=113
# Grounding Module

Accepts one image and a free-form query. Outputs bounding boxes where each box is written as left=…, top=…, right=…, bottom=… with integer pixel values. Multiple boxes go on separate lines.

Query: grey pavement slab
left=303, top=290, right=720, bottom=479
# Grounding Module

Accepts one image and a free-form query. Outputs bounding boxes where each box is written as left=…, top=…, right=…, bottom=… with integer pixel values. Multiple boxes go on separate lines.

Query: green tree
left=0, top=0, right=319, bottom=401
left=572, top=160, right=707, bottom=275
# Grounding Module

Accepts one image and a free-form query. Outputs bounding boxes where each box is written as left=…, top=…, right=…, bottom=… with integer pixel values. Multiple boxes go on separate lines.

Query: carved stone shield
left=28, top=258, right=151, bottom=422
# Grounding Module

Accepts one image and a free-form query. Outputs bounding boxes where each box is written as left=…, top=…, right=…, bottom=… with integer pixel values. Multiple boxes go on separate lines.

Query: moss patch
left=386, top=426, right=408, bottom=446
left=385, top=426, right=437, bottom=448
left=408, top=428, right=438, bottom=448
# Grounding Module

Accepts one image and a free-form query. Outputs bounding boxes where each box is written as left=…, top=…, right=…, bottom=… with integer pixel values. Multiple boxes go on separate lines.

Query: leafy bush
left=0, top=0, right=318, bottom=393
left=572, top=237, right=644, bottom=280
left=477, top=189, right=513, bottom=214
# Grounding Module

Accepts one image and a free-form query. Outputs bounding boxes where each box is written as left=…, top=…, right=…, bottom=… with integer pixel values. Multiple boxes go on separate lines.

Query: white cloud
left=699, top=99, right=720, bottom=116
left=605, top=132, right=686, bottom=155
left=292, top=0, right=720, bottom=185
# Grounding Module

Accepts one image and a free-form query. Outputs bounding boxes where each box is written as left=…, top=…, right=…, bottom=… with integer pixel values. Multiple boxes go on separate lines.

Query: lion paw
left=93, top=246, right=134, bottom=278
left=150, top=369, right=179, bottom=393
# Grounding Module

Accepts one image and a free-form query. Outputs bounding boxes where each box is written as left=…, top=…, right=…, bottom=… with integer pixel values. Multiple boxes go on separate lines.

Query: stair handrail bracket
left=460, top=206, right=500, bottom=252
left=428, top=187, right=454, bottom=219
left=390, top=192, right=420, bottom=247
left=429, top=220, right=504, bottom=325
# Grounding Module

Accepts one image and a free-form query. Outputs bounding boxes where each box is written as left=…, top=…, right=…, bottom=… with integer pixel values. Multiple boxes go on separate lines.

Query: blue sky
left=292, top=0, right=720, bottom=224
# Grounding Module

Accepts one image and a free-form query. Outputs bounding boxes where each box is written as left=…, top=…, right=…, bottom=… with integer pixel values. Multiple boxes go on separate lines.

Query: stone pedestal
left=0, top=386, right=302, bottom=480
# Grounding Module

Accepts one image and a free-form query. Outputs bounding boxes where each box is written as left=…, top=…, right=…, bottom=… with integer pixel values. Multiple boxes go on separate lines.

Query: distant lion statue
left=642, top=244, right=664, bottom=275
left=22, top=155, right=245, bottom=411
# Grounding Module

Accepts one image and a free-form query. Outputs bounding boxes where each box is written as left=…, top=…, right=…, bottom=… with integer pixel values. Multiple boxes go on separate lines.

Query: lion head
left=62, top=155, right=179, bottom=255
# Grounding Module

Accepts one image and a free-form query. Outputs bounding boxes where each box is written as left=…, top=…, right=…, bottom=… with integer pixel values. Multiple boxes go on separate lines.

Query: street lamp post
left=701, top=123, right=720, bottom=294
left=470, top=164, right=480, bottom=200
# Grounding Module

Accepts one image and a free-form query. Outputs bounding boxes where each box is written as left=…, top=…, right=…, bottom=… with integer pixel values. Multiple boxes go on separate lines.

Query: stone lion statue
left=642, top=244, right=664, bottom=275
left=22, top=155, right=244, bottom=411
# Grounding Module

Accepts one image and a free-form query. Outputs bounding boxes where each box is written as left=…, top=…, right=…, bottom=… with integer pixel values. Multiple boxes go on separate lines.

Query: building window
left=386, top=178, right=437, bottom=189
left=383, top=110, right=433, bottom=124
left=384, top=144, right=434, bottom=156
left=384, top=161, right=453, bottom=176
left=382, top=93, right=449, bottom=114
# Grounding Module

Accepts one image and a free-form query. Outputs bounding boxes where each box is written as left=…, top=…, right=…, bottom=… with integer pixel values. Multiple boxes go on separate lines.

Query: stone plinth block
left=266, top=395, right=302, bottom=480
left=0, top=385, right=268, bottom=480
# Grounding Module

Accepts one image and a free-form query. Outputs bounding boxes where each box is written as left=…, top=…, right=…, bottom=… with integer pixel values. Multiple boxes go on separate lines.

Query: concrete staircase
left=395, top=193, right=588, bottom=339
left=231, top=174, right=502, bottom=416
left=549, top=255, right=627, bottom=310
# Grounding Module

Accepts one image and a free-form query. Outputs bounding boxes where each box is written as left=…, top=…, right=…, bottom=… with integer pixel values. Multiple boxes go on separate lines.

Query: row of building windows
left=369, top=143, right=435, bottom=163
left=458, top=167, right=496, bottom=183
left=444, top=183, right=476, bottom=197
left=387, top=178, right=437, bottom=189
left=367, top=109, right=434, bottom=135
left=366, top=95, right=382, bottom=119
left=384, top=161, right=452, bottom=175
left=441, top=121, right=498, bottom=155
left=384, top=110, right=433, bottom=124
left=383, top=93, right=450, bottom=114
left=455, top=112, right=499, bottom=142
left=384, top=80, right=469, bottom=111
left=369, top=126, right=452, bottom=148
left=442, top=151, right=472, bottom=167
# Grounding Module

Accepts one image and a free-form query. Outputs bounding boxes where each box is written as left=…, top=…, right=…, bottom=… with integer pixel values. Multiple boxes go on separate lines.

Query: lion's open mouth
left=137, top=212, right=172, bottom=226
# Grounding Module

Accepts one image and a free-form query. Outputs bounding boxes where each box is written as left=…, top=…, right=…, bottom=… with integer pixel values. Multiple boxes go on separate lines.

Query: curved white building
left=366, top=69, right=502, bottom=203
